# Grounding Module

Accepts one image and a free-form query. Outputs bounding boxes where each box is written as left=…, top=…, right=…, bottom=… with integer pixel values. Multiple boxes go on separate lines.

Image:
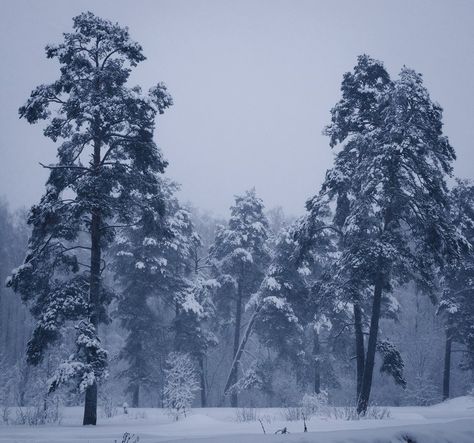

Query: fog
left=1, top=0, right=473, bottom=216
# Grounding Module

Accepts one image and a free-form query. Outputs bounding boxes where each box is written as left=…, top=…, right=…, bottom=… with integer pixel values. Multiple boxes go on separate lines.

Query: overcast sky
left=1, top=0, right=473, bottom=217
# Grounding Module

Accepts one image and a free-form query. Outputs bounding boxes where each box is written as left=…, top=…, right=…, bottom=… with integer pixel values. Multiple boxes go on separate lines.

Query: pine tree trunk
left=131, top=339, right=141, bottom=407
left=4, top=302, right=11, bottom=362
left=357, top=276, right=383, bottom=415
left=199, top=355, right=207, bottom=407
left=132, top=384, right=139, bottom=408
left=83, top=382, right=98, bottom=425
left=18, top=365, right=28, bottom=407
left=353, top=301, right=365, bottom=400
left=230, top=280, right=243, bottom=407
left=443, top=330, right=452, bottom=401
left=295, top=364, right=304, bottom=389
left=83, top=139, right=102, bottom=426
left=313, top=327, right=321, bottom=394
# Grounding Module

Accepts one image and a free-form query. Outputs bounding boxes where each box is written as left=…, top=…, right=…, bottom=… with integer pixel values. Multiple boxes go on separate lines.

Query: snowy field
left=1, top=397, right=474, bottom=443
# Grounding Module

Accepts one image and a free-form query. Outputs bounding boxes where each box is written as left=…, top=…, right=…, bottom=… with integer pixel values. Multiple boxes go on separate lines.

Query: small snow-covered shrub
left=328, top=405, right=357, bottom=421
left=405, top=376, right=440, bottom=406
left=328, top=404, right=390, bottom=420
left=259, top=414, right=273, bottom=424
left=163, top=352, right=199, bottom=420
left=281, top=406, right=303, bottom=421
left=301, top=391, right=328, bottom=417
left=235, top=407, right=258, bottom=422
left=13, top=398, right=62, bottom=426
left=366, top=405, right=390, bottom=420
left=102, top=402, right=118, bottom=419
left=100, top=393, right=118, bottom=418
left=1, top=406, right=10, bottom=424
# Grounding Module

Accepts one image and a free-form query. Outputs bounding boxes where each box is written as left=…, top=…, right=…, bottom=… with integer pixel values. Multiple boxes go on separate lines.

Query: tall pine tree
left=254, top=219, right=337, bottom=394
left=210, top=189, right=270, bottom=406
left=438, top=179, right=474, bottom=399
left=305, top=55, right=460, bottom=414
left=7, top=12, right=172, bottom=424
left=115, top=180, right=217, bottom=407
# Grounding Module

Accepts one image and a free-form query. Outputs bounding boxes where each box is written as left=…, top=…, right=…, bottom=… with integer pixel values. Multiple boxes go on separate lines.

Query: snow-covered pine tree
left=112, top=179, right=171, bottom=408
left=306, top=55, right=461, bottom=414
left=307, top=55, right=392, bottom=402
left=308, top=234, right=404, bottom=400
left=210, top=189, right=270, bottom=406
left=7, top=12, right=172, bottom=424
left=0, top=202, right=28, bottom=369
left=253, top=221, right=335, bottom=394
left=114, top=180, right=188, bottom=404
left=222, top=212, right=337, bottom=401
left=438, top=179, right=474, bottom=399
left=253, top=225, right=309, bottom=376
left=182, top=208, right=225, bottom=406
left=153, top=184, right=218, bottom=408
left=115, top=179, right=217, bottom=407
left=264, top=212, right=368, bottom=397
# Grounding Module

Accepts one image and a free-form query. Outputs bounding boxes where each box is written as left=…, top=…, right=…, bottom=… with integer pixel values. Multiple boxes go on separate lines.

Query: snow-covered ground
left=1, top=397, right=474, bottom=443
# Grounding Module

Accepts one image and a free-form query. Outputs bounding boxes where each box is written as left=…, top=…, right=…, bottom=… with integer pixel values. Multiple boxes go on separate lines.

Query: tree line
left=2, top=12, right=473, bottom=425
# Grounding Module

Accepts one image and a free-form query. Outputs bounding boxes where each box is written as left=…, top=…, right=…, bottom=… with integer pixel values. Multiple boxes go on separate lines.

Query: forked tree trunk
left=224, top=303, right=262, bottom=399
left=83, top=139, right=102, bottom=426
left=353, top=301, right=365, bottom=400
left=443, top=330, right=452, bottom=401
left=357, top=276, right=383, bottom=415
left=230, top=280, right=243, bottom=407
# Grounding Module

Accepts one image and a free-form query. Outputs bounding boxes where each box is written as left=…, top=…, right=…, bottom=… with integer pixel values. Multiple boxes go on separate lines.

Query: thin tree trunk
left=199, top=355, right=207, bottom=407
left=443, top=330, right=452, bottom=401
left=19, top=364, right=28, bottom=407
left=131, top=339, right=142, bottom=408
left=132, top=384, right=139, bottom=408
left=83, top=138, right=102, bottom=426
left=357, top=276, right=383, bottom=415
left=230, top=280, right=243, bottom=407
left=353, top=301, right=365, bottom=400
left=313, top=327, right=321, bottom=394
left=4, top=302, right=11, bottom=362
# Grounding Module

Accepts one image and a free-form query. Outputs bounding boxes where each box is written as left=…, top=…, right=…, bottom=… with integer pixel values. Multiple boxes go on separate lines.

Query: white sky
left=1, top=0, right=473, bottom=217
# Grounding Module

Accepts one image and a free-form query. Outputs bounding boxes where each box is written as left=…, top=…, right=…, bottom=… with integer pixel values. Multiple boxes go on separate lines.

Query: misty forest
left=1, top=8, right=474, bottom=443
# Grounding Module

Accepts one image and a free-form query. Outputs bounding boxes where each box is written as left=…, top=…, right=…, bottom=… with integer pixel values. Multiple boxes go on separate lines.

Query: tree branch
left=39, top=162, right=91, bottom=172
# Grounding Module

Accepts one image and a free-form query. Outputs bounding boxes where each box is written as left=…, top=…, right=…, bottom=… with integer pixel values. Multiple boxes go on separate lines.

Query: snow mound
left=431, top=395, right=474, bottom=409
